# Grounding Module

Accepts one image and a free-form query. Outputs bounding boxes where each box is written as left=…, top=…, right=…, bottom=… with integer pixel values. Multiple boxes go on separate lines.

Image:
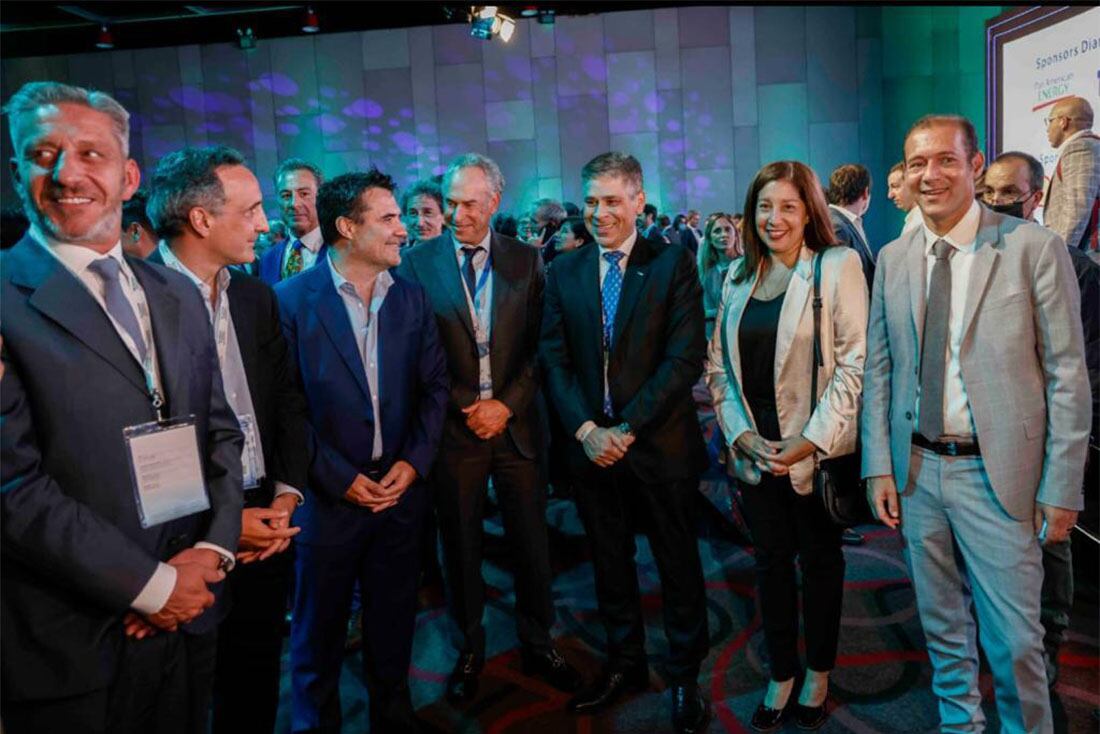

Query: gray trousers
left=901, top=446, right=1051, bottom=734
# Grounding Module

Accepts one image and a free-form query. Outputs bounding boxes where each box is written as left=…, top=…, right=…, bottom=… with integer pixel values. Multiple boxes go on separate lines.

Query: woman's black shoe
left=794, top=702, right=828, bottom=730
left=750, top=702, right=788, bottom=732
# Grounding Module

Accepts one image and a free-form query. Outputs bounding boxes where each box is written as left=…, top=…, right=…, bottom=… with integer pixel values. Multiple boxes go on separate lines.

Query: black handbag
left=810, top=252, right=874, bottom=527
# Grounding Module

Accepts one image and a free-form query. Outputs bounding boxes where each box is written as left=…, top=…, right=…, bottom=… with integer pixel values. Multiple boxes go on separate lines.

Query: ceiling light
left=95, top=24, right=114, bottom=49
left=537, top=8, right=555, bottom=24
left=301, top=6, right=320, bottom=33
left=237, top=27, right=257, bottom=50
left=520, top=5, right=538, bottom=17
left=498, top=15, right=516, bottom=42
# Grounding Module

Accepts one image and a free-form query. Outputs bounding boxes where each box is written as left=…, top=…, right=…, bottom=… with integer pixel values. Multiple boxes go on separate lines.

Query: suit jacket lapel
left=309, top=265, right=371, bottom=401
left=131, top=260, right=186, bottom=412
left=611, top=238, right=652, bottom=351
left=11, top=237, right=148, bottom=394
left=431, top=232, right=476, bottom=341
left=908, top=229, right=927, bottom=352
left=488, top=233, right=519, bottom=380
left=959, top=208, right=1002, bottom=343
left=774, top=249, right=813, bottom=381
left=576, top=244, right=603, bottom=361
left=227, top=276, right=261, bottom=405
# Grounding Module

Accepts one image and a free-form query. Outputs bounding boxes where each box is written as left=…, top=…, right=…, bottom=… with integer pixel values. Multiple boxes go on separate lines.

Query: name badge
left=237, top=413, right=263, bottom=490
left=124, top=416, right=210, bottom=529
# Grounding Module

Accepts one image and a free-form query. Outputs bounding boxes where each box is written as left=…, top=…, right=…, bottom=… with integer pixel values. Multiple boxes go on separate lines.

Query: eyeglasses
left=1043, top=114, right=1085, bottom=127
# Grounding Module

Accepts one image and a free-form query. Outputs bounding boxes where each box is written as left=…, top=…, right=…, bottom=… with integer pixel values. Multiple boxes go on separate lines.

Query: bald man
left=1044, top=96, right=1100, bottom=261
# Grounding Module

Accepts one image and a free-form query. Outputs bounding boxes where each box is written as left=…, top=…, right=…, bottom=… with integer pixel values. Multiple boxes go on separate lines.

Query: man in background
left=1044, top=96, right=1100, bottom=261
left=826, top=163, right=876, bottom=292
left=257, top=158, right=327, bottom=285
left=402, top=178, right=445, bottom=247
left=887, top=160, right=921, bottom=234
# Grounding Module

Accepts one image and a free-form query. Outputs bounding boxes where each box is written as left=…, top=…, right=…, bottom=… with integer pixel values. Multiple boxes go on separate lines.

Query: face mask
left=986, top=200, right=1026, bottom=219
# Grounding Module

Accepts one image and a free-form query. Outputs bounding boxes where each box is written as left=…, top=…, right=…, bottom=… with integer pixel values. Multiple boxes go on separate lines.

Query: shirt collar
left=298, top=226, right=323, bottom=252
left=157, top=240, right=231, bottom=302
left=922, top=199, right=981, bottom=255
left=1061, top=129, right=1094, bottom=149
left=32, top=223, right=132, bottom=285
left=453, top=228, right=493, bottom=253
left=599, top=229, right=638, bottom=261
left=327, top=250, right=394, bottom=298
left=829, top=203, right=862, bottom=227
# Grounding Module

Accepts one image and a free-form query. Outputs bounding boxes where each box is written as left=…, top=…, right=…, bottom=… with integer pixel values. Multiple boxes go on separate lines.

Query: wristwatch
left=217, top=554, right=233, bottom=573
left=616, top=421, right=634, bottom=436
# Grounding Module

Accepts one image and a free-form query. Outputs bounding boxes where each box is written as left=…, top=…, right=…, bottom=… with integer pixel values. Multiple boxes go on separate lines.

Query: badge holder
left=124, top=380, right=210, bottom=529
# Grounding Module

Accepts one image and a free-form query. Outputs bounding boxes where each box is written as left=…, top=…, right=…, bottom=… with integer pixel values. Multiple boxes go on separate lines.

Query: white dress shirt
left=902, top=206, right=922, bottom=234
left=829, top=203, right=869, bottom=247
left=36, top=227, right=231, bottom=615
left=158, top=243, right=303, bottom=504
left=282, top=225, right=324, bottom=273
left=913, top=199, right=981, bottom=437
left=575, top=230, right=638, bottom=442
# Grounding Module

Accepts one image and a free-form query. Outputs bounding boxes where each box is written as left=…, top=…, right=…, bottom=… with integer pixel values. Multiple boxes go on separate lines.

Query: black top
left=738, top=293, right=785, bottom=440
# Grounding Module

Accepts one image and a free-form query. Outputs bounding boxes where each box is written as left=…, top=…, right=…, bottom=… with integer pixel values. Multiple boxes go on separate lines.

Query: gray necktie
left=918, top=239, right=954, bottom=441
left=87, top=257, right=148, bottom=366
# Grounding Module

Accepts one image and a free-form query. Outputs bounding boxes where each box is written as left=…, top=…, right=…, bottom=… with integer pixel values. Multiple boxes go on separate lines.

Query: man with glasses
left=1044, top=96, right=1100, bottom=262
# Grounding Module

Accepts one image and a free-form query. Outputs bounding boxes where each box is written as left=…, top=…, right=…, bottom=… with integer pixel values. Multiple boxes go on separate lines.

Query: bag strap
left=810, top=251, right=824, bottom=413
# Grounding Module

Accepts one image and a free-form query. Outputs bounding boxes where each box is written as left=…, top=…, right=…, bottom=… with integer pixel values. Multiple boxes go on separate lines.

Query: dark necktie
left=461, top=246, right=483, bottom=298
left=283, top=239, right=304, bottom=279
left=87, top=257, right=148, bottom=366
left=918, top=239, right=954, bottom=440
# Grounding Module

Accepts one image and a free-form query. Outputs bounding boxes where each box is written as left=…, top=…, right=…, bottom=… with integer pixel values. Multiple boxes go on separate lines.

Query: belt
left=911, top=433, right=981, bottom=457
left=363, top=460, right=386, bottom=480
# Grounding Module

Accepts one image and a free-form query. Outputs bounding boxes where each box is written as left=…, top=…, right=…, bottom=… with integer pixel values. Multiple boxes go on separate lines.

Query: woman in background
left=698, top=212, right=743, bottom=340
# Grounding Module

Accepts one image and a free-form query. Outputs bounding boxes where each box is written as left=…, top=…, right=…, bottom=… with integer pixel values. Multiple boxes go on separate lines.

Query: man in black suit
left=826, top=163, right=876, bottom=292
left=146, top=145, right=311, bottom=734
left=1, top=82, right=241, bottom=734
left=539, top=152, right=710, bottom=733
left=397, top=153, right=580, bottom=704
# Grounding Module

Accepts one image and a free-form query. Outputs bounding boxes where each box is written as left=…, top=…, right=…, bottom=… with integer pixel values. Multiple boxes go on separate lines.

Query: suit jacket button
left=905, top=411, right=913, bottom=420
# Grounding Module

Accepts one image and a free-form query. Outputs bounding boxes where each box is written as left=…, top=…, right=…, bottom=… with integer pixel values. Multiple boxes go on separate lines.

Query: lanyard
left=143, top=356, right=165, bottom=423
left=463, top=251, right=493, bottom=303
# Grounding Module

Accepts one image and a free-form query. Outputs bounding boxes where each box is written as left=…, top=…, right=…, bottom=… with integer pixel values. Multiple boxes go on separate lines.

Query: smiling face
left=904, top=122, right=983, bottom=233
left=277, top=168, right=320, bottom=237
left=341, top=187, right=407, bottom=270
left=205, top=165, right=269, bottom=266
left=754, top=180, right=808, bottom=260
left=402, top=193, right=444, bottom=244
left=583, top=174, right=645, bottom=250
left=10, top=102, right=140, bottom=250
left=444, top=166, right=500, bottom=245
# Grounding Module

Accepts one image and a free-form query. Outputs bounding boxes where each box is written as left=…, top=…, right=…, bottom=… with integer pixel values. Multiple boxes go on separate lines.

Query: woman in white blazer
left=705, top=161, right=868, bottom=731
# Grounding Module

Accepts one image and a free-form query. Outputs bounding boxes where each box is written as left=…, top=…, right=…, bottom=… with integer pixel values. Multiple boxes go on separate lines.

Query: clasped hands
left=462, top=398, right=512, bottom=440
left=583, top=426, right=635, bottom=468
left=734, top=432, right=816, bottom=476
left=343, top=460, right=417, bottom=513
left=236, top=492, right=301, bottom=564
left=124, top=547, right=225, bottom=640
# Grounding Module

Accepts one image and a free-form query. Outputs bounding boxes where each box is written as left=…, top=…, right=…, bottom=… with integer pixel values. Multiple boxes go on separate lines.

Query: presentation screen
left=988, top=5, right=1100, bottom=221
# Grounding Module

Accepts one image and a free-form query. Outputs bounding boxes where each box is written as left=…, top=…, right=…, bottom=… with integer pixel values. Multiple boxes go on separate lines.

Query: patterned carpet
left=273, top=386, right=1099, bottom=732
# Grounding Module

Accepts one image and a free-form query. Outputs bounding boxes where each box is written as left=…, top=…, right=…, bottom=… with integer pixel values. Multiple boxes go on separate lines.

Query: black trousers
left=3, top=632, right=202, bottom=734
left=739, top=472, right=845, bottom=682
left=434, top=431, right=554, bottom=659
left=211, top=551, right=292, bottom=734
left=572, top=461, right=709, bottom=684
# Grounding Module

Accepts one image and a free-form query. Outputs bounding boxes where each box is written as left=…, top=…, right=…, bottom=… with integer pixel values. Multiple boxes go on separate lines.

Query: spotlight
left=237, top=27, right=257, bottom=50
left=537, top=8, right=555, bottom=24
left=301, top=6, right=320, bottom=33
left=520, top=5, right=538, bottom=17
left=498, top=15, right=516, bottom=42
left=469, top=6, right=515, bottom=43
left=470, top=15, right=495, bottom=40
left=95, top=24, right=114, bottom=50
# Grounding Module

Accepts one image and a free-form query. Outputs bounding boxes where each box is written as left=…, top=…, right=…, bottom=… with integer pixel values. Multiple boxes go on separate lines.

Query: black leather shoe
left=841, top=528, right=865, bottom=546
left=671, top=684, right=711, bottom=734
left=521, top=647, right=582, bottom=692
left=794, top=702, right=828, bottom=730
left=567, top=666, right=649, bottom=714
left=445, top=653, right=483, bottom=705
left=750, top=702, right=788, bottom=732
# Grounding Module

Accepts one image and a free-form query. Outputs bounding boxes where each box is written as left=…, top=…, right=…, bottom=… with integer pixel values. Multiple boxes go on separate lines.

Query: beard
left=18, top=184, right=122, bottom=247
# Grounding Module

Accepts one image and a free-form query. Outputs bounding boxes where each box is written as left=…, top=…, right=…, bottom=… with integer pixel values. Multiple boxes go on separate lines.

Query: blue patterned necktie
left=87, top=257, right=148, bottom=365
left=601, top=250, right=626, bottom=416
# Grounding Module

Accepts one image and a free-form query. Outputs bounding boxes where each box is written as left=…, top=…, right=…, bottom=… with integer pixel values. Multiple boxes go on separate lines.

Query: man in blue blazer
left=1, top=82, right=242, bottom=734
left=257, top=158, right=328, bottom=285
left=276, top=169, right=449, bottom=733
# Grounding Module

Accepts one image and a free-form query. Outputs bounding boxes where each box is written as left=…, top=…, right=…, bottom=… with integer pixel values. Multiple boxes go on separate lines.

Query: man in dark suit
left=0, top=82, right=241, bottom=734
left=680, top=209, right=702, bottom=255
left=257, top=158, right=328, bottom=285
left=277, top=169, right=449, bottom=733
left=397, top=153, right=580, bottom=704
left=146, top=145, right=312, bottom=733
left=826, top=163, right=876, bottom=292
left=539, top=152, right=710, bottom=734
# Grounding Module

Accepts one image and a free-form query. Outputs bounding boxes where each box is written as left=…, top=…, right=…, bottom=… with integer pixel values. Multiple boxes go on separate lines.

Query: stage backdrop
left=0, top=5, right=1004, bottom=250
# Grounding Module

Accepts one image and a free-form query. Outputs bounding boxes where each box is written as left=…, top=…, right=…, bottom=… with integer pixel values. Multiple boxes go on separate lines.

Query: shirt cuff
left=194, top=542, right=236, bottom=572
left=575, top=420, right=598, bottom=443
left=130, top=562, right=177, bottom=615
left=274, top=482, right=305, bottom=505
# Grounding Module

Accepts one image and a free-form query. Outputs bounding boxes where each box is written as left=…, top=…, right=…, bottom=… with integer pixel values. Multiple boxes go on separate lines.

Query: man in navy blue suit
left=257, top=158, right=327, bottom=285
left=276, top=169, right=449, bottom=733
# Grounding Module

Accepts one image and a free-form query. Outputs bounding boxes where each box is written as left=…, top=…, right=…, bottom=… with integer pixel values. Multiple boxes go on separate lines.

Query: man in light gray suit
left=862, top=114, right=1090, bottom=733
left=1043, top=96, right=1099, bottom=261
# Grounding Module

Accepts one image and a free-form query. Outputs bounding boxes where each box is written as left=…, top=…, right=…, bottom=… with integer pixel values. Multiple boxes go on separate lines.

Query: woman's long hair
left=696, top=212, right=738, bottom=283
left=733, top=161, right=838, bottom=283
